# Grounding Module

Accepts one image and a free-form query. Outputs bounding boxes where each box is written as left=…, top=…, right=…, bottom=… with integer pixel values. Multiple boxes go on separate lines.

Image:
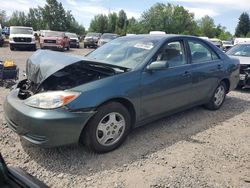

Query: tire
left=67, top=45, right=70, bottom=51
left=204, top=81, right=227, bottom=110
left=10, top=45, right=14, bottom=51
left=31, top=45, right=36, bottom=51
left=81, top=102, right=131, bottom=153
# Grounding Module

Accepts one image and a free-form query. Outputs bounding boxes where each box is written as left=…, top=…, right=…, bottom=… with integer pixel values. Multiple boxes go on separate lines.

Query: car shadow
left=21, top=95, right=250, bottom=176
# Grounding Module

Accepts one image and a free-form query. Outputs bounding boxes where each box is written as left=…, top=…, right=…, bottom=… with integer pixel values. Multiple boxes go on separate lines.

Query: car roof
left=10, top=26, right=33, bottom=29
left=120, top=34, right=197, bottom=40
left=237, top=42, right=250, bottom=45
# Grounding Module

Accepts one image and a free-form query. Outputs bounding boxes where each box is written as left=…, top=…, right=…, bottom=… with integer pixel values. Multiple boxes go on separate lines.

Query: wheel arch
left=220, top=78, right=230, bottom=93
left=96, top=97, right=137, bottom=127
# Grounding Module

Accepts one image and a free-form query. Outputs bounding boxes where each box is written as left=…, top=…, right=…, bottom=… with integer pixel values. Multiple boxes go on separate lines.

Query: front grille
left=70, top=39, right=77, bottom=42
left=240, top=64, right=250, bottom=74
left=13, top=37, right=31, bottom=42
left=44, top=39, right=56, bottom=43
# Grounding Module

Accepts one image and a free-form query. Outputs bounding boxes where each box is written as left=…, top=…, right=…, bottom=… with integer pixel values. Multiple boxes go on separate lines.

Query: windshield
left=227, top=44, right=250, bottom=57
left=86, top=33, right=101, bottom=38
left=66, top=33, right=77, bottom=38
left=10, top=28, right=33, bottom=35
left=86, top=37, right=160, bottom=69
left=101, top=34, right=118, bottom=40
left=44, top=31, right=63, bottom=37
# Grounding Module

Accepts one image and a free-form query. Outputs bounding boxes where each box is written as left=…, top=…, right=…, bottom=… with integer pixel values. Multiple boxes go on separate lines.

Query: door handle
left=182, top=71, right=191, bottom=77
left=217, top=64, right=222, bottom=70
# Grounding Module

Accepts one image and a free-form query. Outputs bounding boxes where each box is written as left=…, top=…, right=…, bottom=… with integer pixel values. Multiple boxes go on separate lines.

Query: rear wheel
left=80, top=102, right=131, bottom=153
left=204, top=81, right=227, bottom=110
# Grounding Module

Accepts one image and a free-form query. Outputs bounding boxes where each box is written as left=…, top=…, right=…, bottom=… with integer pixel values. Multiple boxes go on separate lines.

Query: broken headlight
left=24, top=91, right=80, bottom=109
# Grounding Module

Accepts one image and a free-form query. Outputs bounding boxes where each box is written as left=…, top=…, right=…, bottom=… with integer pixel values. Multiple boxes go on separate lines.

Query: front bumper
left=84, top=41, right=98, bottom=46
left=239, top=74, right=250, bottom=87
left=40, top=43, right=64, bottom=49
left=70, top=41, right=79, bottom=48
left=3, top=89, right=95, bottom=147
left=9, top=42, right=35, bottom=48
left=238, top=64, right=250, bottom=87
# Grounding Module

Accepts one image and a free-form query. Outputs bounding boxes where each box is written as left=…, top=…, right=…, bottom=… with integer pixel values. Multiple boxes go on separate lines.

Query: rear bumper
left=4, top=89, right=95, bottom=147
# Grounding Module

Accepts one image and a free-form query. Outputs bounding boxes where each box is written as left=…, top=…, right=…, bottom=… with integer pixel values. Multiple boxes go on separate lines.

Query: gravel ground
left=0, top=45, right=250, bottom=188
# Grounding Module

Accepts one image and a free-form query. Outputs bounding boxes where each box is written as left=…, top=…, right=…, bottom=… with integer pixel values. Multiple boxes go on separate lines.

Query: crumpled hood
left=26, top=50, right=87, bottom=84
left=229, top=55, right=250, bottom=65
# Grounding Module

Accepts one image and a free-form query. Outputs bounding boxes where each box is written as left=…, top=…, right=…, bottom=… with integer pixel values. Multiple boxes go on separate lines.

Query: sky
left=1, top=0, right=250, bottom=34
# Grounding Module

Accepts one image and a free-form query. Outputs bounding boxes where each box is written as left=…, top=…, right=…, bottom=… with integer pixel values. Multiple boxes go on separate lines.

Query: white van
left=149, top=31, right=166, bottom=35
left=9, top=26, right=36, bottom=51
left=234, top=38, right=250, bottom=45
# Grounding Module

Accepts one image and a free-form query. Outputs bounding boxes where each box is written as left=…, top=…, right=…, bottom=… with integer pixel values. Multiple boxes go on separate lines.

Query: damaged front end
left=239, top=64, right=250, bottom=87
left=17, top=50, right=128, bottom=100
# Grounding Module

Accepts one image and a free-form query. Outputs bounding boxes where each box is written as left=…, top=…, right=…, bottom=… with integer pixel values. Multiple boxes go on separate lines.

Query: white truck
left=9, top=26, right=36, bottom=51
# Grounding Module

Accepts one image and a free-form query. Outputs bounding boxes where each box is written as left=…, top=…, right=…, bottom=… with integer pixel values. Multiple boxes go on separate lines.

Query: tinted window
left=154, top=41, right=187, bottom=68
left=188, top=40, right=219, bottom=63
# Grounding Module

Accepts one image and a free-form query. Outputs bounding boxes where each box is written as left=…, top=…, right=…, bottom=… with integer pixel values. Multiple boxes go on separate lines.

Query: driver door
left=140, top=40, right=193, bottom=120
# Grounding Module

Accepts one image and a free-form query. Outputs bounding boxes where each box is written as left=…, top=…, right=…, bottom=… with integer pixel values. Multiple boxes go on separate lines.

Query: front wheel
left=81, top=102, right=131, bottom=153
left=204, top=82, right=227, bottom=110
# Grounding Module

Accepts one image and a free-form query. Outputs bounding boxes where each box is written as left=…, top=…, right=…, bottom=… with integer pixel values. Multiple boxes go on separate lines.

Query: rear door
left=186, top=39, right=224, bottom=102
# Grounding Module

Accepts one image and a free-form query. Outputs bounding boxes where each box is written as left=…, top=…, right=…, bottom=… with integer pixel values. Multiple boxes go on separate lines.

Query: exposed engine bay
left=17, top=62, right=120, bottom=99
left=15, top=50, right=129, bottom=100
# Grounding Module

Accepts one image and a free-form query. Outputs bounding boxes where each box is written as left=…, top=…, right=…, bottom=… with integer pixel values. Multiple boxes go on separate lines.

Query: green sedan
left=4, top=34, right=240, bottom=153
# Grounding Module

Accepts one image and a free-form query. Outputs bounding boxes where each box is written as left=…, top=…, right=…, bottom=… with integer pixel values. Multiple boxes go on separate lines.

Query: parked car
left=0, top=153, right=49, bottom=188
left=83, top=32, right=101, bottom=48
left=2, top=26, right=10, bottom=36
left=226, top=43, right=250, bottom=88
left=149, top=31, right=166, bottom=35
left=65, top=32, right=80, bottom=48
left=40, top=30, right=70, bottom=51
left=9, top=26, right=36, bottom=51
left=97, top=33, right=119, bottom=47
left=209, top=38, right=223, bottom=49
left=4, top=35, right=239, bottom=153
left=234, top=37, right=250, bottom=45
left=222, top=40, right=233, bottom=51
left=0, top=33, right=4, bottom=47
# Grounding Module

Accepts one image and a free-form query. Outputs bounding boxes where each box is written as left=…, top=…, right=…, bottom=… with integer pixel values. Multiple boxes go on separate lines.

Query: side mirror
left=146, top=61, right=169, bottom=71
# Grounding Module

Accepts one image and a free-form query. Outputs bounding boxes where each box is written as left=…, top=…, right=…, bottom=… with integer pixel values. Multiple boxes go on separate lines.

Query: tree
left=107, top=12, right=118, bottom=33
left=42, top=0, right=67, bottom=31
left=8, top=11, right=28, bottom=26
left=116, top=10, right=127, bottom=35
left=0, top=10, right=7, bottom=26
left=235, top=12, right=250, bottom=37
left=27, top=7, right=46, bottom=30
left=140, top=3, right=197, bottom=35
left=6, top=0, right=85, bottom=34
left=89, top=14, right=108, bottom=33
left=126, top=17, right=142, bottom=34
left=198, top=15, right=216, bottom=38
